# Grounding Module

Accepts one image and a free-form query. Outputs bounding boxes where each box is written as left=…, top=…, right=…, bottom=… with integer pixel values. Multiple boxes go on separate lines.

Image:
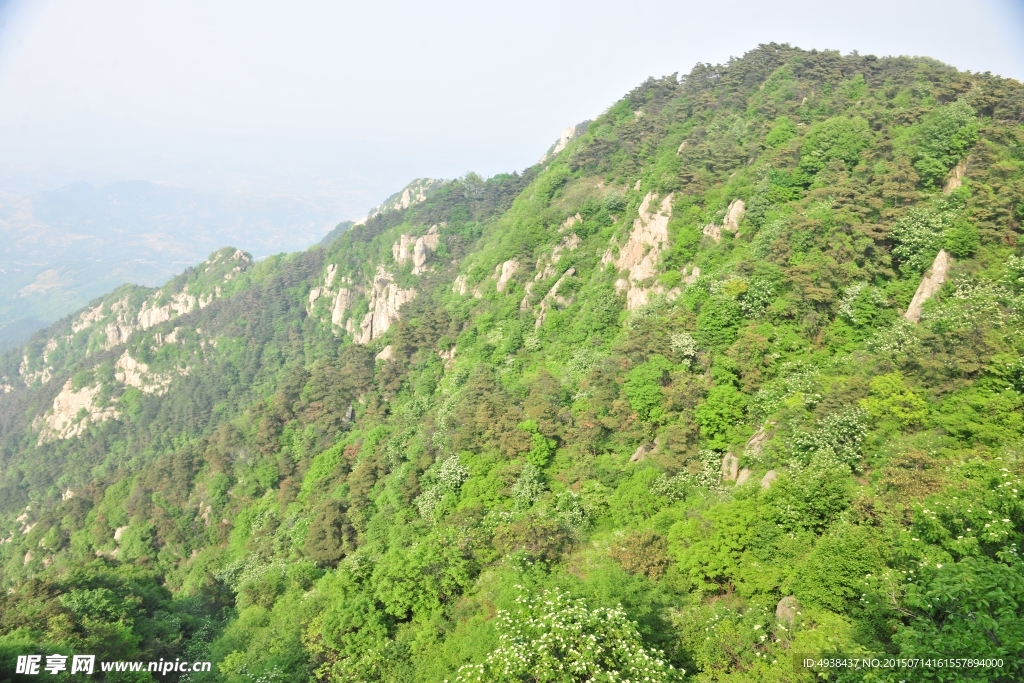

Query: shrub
left=304, top=502, right=356, bottom=566
left=609, top=530, right=672, bottom=579
left=798, top=116, right=871, bottom=174
left=450, top=588, right=680, bottom=682
left=859, top=372, right=928, bottom=427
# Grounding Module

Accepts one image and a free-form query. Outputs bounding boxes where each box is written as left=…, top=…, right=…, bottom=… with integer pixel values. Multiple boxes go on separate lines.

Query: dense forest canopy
left=2, top=44, right=1024, bottom=681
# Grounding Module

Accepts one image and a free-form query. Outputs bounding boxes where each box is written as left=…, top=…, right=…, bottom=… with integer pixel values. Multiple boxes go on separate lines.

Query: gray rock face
left=944, top=159, right=968, bottom=194
left=776, top=595, right=800, bottom=626
left=760, top=470, right=777, bottom=489
left=630, top=442, right=655, bottom=462
left=905, top=249, right=951, bottom=323
left=721, top=452, right=739, bottom=482
left=736, top=468, right=751, bottom=485
left=702, top=198, right=745, bottom=242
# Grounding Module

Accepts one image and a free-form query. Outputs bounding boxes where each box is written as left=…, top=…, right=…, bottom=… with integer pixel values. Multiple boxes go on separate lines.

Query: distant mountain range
left=0, top=180, right=347, bottom=349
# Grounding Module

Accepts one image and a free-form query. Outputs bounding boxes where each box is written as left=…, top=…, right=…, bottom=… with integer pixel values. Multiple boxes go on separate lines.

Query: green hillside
left=2, top=44, right=1024, bottom=682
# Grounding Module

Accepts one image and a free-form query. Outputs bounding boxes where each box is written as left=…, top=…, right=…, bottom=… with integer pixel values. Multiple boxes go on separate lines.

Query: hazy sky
left=0, top=0, right=1021, bottom=219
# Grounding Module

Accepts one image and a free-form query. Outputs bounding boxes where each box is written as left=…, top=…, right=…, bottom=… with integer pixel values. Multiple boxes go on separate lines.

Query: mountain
left=0, top=180, right=344, bottom=351
left=2, top=44, right=1024, bottom=682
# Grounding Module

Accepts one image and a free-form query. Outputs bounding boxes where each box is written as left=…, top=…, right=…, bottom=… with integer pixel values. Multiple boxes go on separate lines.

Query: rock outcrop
left=702, top=199, right=745, bottom=242
left=944, top=159, right=968, bottom=194
left=535, top=267, right=576, bottom=330
left=904, top=249, right=951, bottom=323
left=721, top=452, right=739, bottom=482
left=539, top=124, right=586, bottom=163
left=760, top=470, right=778, bottom=489
left=776, top=595, right=800, bottom=626
left=744, top=424, right=771, bottom=455
left=603, top=192, right=675, bottom=309
left=393, top=225, right=441, bottom=275
left=24, top=249, right=252, bottom=386
left=36, top=379, right=119, bottom=443
left=356, top=266, right=417, bottom=344
left=522, top=233, right=581, bottom=309
left=114, top=351, right=178, bottom=395
left=630, top=442, right=655, bottom=462
left=495, top=259, right=521, bottom=293
left=331, top=286, right=354, bottom=327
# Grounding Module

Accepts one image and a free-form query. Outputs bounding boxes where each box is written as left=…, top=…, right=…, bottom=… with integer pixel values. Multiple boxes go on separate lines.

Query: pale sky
left=0, top=0, right=1021, bottom=220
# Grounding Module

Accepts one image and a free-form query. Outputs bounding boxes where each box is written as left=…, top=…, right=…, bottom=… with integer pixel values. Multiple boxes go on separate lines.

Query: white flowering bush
left=890, top=206, right=948, bottom=274
left=511, top=463, right=547, bottom=510
left=750, top=362, right=821, bottom=418
left=790, top=407, right=868, bottom=468
left=438, top=455, right=470, bottom=490
left=669, top=331, right=698, bottom=367
left=739, top=277, right=776, bottom=317
left=415, top=485, right=445, bottom=520
left=449, top=587, right=680, bottom=682
left=867, top=317, right=919, bottom=356
left=923, top=277, right=1012, bottom=332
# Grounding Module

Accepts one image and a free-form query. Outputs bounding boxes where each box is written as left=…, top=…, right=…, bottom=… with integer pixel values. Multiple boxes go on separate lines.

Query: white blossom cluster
left=669, top=332, right=698, bottom=367
left=790, top=407, right=868, bottom=468
left=867, top=318, right=919, bottom=356
left=751, top=362, right=821, bottom=418
left=837, top=282, right=886, bottom=325
left=924, top=277, right=1012, bottom=331
left=448, top=587, right=680, bottom=682
left=511, top=463, right=547, bottom=510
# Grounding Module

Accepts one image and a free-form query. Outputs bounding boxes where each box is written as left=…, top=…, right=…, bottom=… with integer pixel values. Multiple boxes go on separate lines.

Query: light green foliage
left=905, top=99, right=979, bottom=187
left=764, top=116, right=797, bottom=148
left=450, top=587, right=680, bottom=682
left=798, top=116, right=871, bottom=174
left=623, top=355, right=674, bottom=422
left=794, top=523, right=883, bottom=612
left=694, top=384, right=746, bottom=450
left=860, top=372, right=929, bottom=427
left=696, top=297, right=743, bottom=350
left=895, top=552, right=1024, bottom=678
left=764, top=461, right=852, bottom=533
left=518, top=419, right=557, bottom=467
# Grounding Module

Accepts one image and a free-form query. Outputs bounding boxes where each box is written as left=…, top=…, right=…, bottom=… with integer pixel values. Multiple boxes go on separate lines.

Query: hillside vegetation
left=2, top=44, right=1024, bottom=682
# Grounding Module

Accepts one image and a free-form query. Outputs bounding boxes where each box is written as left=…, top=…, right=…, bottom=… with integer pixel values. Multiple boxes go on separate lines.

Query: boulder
left=776, top=595, right=800, bottom=626
left=495, top=259, right=521, bottom=293
left=630, top=442, right=655, bottom=463
left=736, top=468, right=751, bottom=485
left=744, top=424, right=772, bottom=455
left=760, top=470, right=777, bottom=489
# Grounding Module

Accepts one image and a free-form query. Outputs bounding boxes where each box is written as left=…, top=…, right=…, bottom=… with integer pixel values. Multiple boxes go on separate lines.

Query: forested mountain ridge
left=2, top=43, right=1024, bottom=682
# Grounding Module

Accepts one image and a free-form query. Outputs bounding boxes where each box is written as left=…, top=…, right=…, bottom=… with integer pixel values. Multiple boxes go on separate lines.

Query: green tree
left=304, top=502, right=356, bottom=566
left=623, top=355, right=674, bottom=422
left=859, top=372, right=928, bottom=427
left=694, top=384, right=746, bottom=450
left=798, top=116, right=871, bottom=174
left=895, top=552, right=1024, bottom=680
